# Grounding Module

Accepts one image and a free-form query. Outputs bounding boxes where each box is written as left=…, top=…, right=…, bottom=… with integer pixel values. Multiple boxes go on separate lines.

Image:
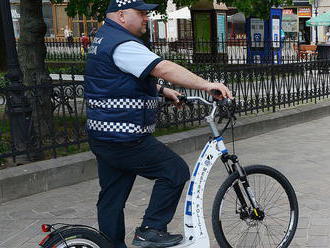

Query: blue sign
left=217, top=14, right=226, bottom=53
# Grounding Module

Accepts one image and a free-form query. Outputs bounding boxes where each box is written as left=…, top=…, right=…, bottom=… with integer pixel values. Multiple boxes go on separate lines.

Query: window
left=177, top=19, right=192, bottom=40
left=53, top=4, right=69, bottom=36
left=10, top=2, right=54, bottom=38
left=72, top=14, right=100, bottom=37
left=43, top=2, right=54, bottom=37
left=10, top=3, right=20, bottom=38
left=52, top=3, right=101, bottom=38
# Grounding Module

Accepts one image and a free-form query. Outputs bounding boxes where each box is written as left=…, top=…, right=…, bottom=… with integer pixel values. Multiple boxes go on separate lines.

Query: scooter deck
left=170, top=237, right=209, bottom=248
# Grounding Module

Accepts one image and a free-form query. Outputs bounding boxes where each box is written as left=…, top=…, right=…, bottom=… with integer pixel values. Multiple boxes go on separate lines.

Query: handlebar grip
left=210, top=89, right=222, bottom=96
left=177, top=95, right=187, bottom=102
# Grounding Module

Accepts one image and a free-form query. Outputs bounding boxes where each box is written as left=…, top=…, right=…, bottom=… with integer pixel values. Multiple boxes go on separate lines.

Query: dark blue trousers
left=88, top=135, right=190, bottom=248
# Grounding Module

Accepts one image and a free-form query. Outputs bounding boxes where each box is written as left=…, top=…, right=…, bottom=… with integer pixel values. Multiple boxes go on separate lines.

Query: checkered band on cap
left=106, top=0, right=158, bottom=13
left=116, top=0, right=137, bottom=7
left=87, top=98, right=158, bottom=110
left=87, top=119, right=156, bottom=134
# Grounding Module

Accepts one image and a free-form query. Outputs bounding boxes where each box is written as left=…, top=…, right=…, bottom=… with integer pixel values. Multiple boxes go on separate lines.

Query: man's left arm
left=151, top=60, right=232, bottom=100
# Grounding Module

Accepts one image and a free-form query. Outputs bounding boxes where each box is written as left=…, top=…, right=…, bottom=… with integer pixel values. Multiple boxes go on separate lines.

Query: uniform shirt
left=113, top=41, right=161, bottom=79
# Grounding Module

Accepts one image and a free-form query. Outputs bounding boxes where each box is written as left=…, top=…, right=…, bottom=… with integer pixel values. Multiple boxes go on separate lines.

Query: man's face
left=122, top=9, right=149, bottom=37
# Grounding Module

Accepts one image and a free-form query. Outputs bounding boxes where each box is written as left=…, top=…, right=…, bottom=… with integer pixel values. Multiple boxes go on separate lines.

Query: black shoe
left=132, top=227, right=183, bottom=248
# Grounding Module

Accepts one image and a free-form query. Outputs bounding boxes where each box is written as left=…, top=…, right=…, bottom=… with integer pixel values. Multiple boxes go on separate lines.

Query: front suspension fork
left=221, top=154, right=260, bottom=212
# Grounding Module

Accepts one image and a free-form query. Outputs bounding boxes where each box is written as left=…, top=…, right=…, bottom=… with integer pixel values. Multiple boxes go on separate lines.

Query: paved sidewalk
left=1, top=115, right=330, bottom=247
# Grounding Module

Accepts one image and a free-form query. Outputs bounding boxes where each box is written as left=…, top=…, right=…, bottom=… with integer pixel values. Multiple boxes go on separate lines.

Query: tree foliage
left=52, top=0, right=292, bottom=21
left=221, top=0, right=292, bottom=19
left=51, top=0, right=200, bottom=21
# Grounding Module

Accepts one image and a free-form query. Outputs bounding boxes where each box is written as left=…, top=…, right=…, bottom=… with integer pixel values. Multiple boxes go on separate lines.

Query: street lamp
left=0, top=0, right=21, bottom=80
left=0, top=0, right=33, bottom=163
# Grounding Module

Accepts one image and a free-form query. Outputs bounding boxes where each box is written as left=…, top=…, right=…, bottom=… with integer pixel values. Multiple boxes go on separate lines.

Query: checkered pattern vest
left=84, top=18, right=159, bottom=142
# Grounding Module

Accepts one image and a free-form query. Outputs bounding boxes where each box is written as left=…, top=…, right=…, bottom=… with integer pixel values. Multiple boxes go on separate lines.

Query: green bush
left=0, top=73, right=9, bottom=88
left=0, top=136, right=9, bottom=154
left=46, top=62, right=86, bottom=75
left=0, top=133, right=10, bottom=165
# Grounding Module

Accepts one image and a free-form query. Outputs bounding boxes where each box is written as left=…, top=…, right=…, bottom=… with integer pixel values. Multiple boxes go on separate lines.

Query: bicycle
left=39, top=93, right=299, bottom=248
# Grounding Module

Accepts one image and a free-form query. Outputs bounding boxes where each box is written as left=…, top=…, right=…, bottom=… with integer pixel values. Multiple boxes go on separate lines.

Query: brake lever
left=217, top=98, right=237, bottom=122
left=228, top=99, right=237, bottom=121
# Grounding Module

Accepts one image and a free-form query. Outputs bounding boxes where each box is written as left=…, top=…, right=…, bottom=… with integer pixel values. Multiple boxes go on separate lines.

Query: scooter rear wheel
left=41, top=226, right=113, bottom=248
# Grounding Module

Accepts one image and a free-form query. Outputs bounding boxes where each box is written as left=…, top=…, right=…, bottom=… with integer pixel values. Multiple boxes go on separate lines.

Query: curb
left=1, top=100, right=330, bottom=204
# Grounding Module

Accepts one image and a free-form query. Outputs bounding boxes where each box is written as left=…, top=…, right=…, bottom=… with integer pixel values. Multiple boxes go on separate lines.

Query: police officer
left=85, top=0, right=232, bottom=247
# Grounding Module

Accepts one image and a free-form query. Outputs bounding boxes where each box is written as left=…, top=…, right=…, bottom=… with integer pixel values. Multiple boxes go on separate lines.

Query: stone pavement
left=1, top=115, right=330, bottom=248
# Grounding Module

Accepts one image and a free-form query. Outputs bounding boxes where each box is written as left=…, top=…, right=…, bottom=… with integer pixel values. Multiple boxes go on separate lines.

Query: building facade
left=10, top=0, right=192, bottom=41
left=150, top=0, right=193, bottom=41
left=282, top=0, right=330, bottom=43
left=282, top=0, right=313, bottom=42
left=10, top=0, right=100, bottom=39
left=11, top=0, right=329, bottom=43
left=313, top=0, right=330, bottom=43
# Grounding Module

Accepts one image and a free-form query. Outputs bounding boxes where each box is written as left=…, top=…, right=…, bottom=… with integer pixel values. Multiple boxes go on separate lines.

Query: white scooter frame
left=172, top=97, right=228, bottom=248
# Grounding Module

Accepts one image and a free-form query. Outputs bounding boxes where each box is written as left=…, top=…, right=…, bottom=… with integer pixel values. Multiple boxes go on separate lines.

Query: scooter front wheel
left=212, top=165, right=298, bottom=248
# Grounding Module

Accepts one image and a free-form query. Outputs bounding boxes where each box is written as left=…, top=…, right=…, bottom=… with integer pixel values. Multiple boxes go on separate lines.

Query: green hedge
left=46, top=62, right=86, bottom=75
left=0, top=73, right=9, bottom=88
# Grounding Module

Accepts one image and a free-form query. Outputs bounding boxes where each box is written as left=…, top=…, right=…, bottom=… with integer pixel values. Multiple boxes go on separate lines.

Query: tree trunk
left=18, top=0, right=49, bottom=84
left=18, top=0, right=54, bottom=160
left=0, top=10, right=6, bottom=72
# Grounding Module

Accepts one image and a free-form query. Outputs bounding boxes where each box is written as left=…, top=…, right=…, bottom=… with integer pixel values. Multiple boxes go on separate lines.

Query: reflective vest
left=84, top=18, right=158, bottom=142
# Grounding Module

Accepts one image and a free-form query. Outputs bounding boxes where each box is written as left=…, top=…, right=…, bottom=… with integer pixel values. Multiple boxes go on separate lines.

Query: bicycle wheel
left=42, top=226, right=113, bottom=248
left=212, top=165, right=298, bottom=248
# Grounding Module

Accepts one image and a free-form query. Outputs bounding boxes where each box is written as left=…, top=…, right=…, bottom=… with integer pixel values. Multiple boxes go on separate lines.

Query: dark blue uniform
left=85, top=18, right=190, bottom=248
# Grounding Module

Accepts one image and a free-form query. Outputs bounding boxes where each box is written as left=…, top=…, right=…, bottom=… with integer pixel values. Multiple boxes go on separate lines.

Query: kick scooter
left=39, top=95, right=298, bottom=248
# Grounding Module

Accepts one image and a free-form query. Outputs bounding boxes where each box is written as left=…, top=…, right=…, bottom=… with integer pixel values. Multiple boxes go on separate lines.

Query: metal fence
left=0, top=80, right=86, bottom=162
left=149, top=38, right=314, bottom=64
left=45, top=37, right=88, bottom=61
left=44, top=38, right=320, bottom=64
left=1, top=59, right=330, bottom=163
left=163, top=60, right=330, bottom=115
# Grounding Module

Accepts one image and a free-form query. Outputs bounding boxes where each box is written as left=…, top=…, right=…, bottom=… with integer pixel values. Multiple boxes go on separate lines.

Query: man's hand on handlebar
left=160, top=81, right=232, bottom=108
left=162, top=87, right=184, bottom=108
left=206, top=82, right=233, bottom=100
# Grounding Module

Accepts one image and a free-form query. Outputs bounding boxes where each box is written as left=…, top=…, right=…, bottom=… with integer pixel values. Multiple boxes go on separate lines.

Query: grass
left=0, top=125, right=11, bottom=166
left=47, top=65, right=85, bottom=75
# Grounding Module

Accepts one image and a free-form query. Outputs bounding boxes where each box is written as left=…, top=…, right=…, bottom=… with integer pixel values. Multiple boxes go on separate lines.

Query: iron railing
left=1, top=60, right=330, bottom=162
left=45, top=37, right=89, bottom=61
left=44, top=38, right=321, bottom=64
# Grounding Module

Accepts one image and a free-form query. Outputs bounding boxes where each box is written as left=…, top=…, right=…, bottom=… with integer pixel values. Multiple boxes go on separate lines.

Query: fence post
left=271, top=65, right=276, bottom=112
